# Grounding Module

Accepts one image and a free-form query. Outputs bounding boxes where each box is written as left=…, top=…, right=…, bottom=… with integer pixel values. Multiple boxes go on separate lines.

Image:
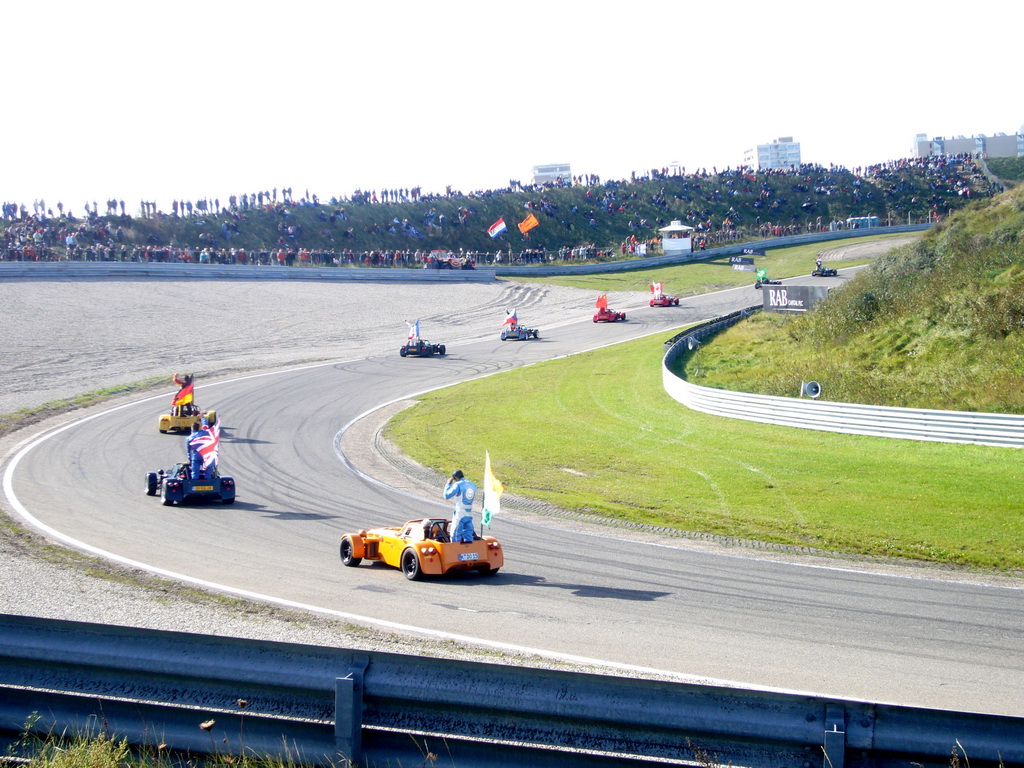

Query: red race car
left=592, top=294, right=626, bottom=322
left=649, top=281, right=680, bottom=307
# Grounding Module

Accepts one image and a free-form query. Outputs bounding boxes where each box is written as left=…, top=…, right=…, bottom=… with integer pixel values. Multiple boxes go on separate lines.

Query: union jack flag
left=189, top=423, right=220, bottom=470
left=502, top=308, right=518, bottom=326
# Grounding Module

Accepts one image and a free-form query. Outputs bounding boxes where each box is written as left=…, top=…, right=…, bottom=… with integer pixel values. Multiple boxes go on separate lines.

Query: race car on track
left=501, top=324, right=540, bottom=340
left=340, top=518, right=503, bottom=580
left=593, top=293, right=626, bottom=322
left=159, top=373, right=204, bottom=433
left=649, top=281, right=680, bottom=307
left=649, top=295, right=680, bottom=307
left=500, top=308, right=539, bottom=340
left=159, top=404, right=203, bottom=433
left=400, top=338, right=446, bottom=357
left=145, top=462, right=235, bottom=506
left=499, top=321, right=540, bottom=339
left=753, top=268, right=781, bottom=289
left=400, top=320, right=446, bottom=357
left=812, top=262, right=839, bottom=277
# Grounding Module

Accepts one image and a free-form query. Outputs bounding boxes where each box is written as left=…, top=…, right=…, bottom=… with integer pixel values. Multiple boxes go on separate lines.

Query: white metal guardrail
left=663, top=314, right=1024, bottom=448
left=0, top=615, right=1021, bottom=768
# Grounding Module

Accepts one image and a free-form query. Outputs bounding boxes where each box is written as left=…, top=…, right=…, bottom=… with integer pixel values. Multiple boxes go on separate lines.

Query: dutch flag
left=487, top=218, right=507, bottom=239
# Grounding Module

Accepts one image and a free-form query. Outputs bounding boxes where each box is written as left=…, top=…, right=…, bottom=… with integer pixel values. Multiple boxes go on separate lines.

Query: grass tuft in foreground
left=8, top=713, right=350, bottom=768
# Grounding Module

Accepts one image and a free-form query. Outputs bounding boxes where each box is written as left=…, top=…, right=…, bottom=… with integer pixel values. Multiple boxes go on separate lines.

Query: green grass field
left=508, top=232, right=911, bottom=293
left=386, top=332, right=1024, bottom=571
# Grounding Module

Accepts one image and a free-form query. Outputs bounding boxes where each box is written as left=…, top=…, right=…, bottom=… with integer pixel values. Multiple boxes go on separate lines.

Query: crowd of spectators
left=2, top=154, right=996, bottom=267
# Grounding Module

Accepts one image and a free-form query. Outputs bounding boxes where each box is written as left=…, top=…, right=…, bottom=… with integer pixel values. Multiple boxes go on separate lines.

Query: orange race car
left=339, top=518, right=503, bottom=580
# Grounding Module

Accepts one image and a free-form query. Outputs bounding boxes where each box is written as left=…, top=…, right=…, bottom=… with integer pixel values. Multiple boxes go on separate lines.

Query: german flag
left=172, top=374, right=194, bottom=406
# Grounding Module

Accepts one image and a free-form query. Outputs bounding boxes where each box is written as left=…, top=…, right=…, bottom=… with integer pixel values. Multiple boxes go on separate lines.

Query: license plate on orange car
left=193, top=486, right=214, bottom=491
left=458, top=552, right=479, bottom=561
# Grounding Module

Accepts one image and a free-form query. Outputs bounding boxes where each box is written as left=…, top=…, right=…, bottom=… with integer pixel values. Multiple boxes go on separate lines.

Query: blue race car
left=146, top=463, right=235, bottom=506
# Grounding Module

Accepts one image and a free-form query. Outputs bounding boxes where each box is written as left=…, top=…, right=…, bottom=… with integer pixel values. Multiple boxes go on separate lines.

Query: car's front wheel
left=340, top=536, right=362, bottom=567
left=401, top=548, right=422, bottom=580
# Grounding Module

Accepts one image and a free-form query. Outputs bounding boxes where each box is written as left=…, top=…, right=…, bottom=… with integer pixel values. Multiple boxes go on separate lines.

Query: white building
left=743, top=137, right=801, bottom=170
left=913, top=131, right=1024, bottom=158
left=659, top=220, right=693, bottom=255
left=532, top=163, right=572, bottom=185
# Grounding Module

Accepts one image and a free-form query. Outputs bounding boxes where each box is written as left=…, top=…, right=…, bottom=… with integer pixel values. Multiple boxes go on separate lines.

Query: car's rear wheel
left=340, top=536, right=362, bottom=567
left=145, top=472, right=158, bottom=496
left=160, top=485, right=173, bottom=506
left=222, top=497, right=235, bottom=505
left=402, top=548, right=422, bottom=580
left=400, top=347, right=407, bottom=357
left=482, top=566, right=499, bottom=576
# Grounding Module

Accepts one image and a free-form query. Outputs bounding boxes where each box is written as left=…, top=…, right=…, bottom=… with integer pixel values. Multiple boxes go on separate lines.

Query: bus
left=845, top=216, right=880, bottom=229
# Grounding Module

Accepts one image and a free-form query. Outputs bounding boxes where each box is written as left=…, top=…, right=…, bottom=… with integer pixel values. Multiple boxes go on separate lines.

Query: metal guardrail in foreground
left=0, top=616, right=1022, bottom=768
left=663, top=313, right=1024, bottom=449
left=0, top=262, right=497, bottom=283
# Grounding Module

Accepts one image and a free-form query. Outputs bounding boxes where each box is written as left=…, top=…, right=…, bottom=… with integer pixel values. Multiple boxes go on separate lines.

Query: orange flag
left=595, top=294, right=608, bottom=309
left=518, top=213, right=539, bottom=234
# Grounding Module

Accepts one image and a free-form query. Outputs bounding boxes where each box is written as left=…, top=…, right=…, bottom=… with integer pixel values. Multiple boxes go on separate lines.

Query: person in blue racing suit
left=186, top=422, right=204, bottom=479
left=444, top=469, right=478, bottom=543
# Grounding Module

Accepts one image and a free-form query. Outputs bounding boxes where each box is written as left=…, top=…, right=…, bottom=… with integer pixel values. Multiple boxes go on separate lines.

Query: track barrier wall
left=0, top=615, right=1021, bottom=768
left=662, top=312, right=1024, bottom=448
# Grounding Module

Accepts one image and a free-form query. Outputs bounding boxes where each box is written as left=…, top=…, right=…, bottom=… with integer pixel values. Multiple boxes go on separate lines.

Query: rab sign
left=763, top=285, right=830, bottom=313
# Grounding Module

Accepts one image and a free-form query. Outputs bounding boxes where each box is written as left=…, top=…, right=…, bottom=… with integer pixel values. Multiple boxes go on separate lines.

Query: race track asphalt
left=5, top=271, right=1023, bottom=717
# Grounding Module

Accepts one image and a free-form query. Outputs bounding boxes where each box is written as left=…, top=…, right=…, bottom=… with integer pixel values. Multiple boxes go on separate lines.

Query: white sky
left=4, top=0, right=1021, bottom=214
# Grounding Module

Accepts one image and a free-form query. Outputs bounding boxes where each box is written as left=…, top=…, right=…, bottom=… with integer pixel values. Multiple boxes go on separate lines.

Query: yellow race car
left=158, top=403, right=204, bottom=433
left=340, top=518, right=503, bottom=580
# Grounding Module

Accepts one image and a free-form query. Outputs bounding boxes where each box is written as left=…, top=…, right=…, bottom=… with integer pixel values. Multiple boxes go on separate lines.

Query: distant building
left=743, top=137, right=801, bottom=170
left=913, top=131, right=1024, bottom=158
left=532, top=163, right=571, bottom=185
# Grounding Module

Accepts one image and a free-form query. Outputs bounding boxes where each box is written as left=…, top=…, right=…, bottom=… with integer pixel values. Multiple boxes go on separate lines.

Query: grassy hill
left=2, top=158, right=994, bottom=258
left=684, top=184, right=1024, bottom=413
left=987, top=155, right=1024, bottom=185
